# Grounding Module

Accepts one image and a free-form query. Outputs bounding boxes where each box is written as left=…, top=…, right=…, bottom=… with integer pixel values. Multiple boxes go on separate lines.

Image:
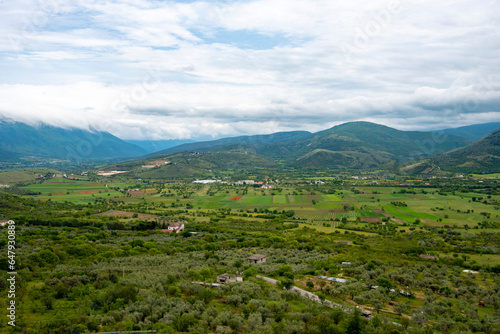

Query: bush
left=173, top=314, right=198, bottom=332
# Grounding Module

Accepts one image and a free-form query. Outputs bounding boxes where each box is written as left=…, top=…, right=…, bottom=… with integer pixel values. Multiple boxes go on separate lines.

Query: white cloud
left=0, top=0, right=499, bottom=139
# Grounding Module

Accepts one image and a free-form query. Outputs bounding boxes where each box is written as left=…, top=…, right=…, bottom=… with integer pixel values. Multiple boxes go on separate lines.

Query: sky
left=0, top=0, right=499, bottom=140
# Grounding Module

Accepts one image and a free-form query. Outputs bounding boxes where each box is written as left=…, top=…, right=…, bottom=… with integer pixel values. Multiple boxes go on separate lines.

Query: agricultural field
left=7, top=173, right=499, bottom=230
left=0, top=170, right=499, bottom=333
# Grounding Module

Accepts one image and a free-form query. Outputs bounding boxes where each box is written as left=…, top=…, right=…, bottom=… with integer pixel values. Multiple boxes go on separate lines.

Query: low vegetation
left=0, top=168, right=499, bottom=333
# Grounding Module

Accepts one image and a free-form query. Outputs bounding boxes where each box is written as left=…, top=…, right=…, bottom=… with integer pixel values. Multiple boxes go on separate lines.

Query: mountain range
left=433, top=122, right=500, bottom=140
left=106, top=121, right=500, bottom=176
left=1, top=119, right=499, bottom=173
left=125, top=139, right=195, bottom=154
left=147, top=122, right=472, bottom=169
left=0, top=120, right=146, bottom=161
left=403, top=129, right=500, bottom=174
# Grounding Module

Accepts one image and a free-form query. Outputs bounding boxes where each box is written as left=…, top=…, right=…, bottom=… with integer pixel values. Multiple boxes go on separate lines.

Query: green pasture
left=0, top=169, right=60, bottom=184
left=471, top=173, right=500, bottom=179
left=356, top=207, right=384, bottom=218
left=321, top=194, right=343, bottom=201
left=437, top=252, right=500, bottom=266
left=243, top=195, right=273, bottom=205
left=382, top=205, right=417, bottom=223
left=272, top=195, right=288, bottom=204
left=396, top=206, right=440, bottom=222
left=22, top=177, right=130, bottom=204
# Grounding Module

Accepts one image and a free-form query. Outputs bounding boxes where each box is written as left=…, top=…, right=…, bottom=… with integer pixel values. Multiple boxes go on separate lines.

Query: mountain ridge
left=149, top=121, right=472, bottom=167
left=0, top=120, right=146, bottom=161
left=433, top=122, right=500, bottom=140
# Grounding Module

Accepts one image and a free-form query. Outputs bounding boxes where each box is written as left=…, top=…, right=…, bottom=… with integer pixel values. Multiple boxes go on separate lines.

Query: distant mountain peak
left=0, top=121, right=146, bottom=162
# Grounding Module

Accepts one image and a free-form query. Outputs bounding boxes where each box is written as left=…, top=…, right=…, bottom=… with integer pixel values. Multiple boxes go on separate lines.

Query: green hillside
left=151, top=131, right=314, bottom=157
left=433, top=129, right=500, bottom=173
left=294, top=149, right=393, bottom=169
left=0, top=120, right=146, bottom=161
left=151, top=121, right=472, bottom=170
left=105, top=151, right=277, bottom=178
left=310, top=122, right=471, bottom=160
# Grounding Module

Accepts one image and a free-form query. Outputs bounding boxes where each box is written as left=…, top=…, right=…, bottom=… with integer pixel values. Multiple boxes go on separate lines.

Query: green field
left=272, top=195, right=288, bottom=204
left=321, top=194, right=343, bottom=201
left=382, top=205, right=418, bottom=223
left=0, top=169, right=59, bottom=184
left=243, top=195, right=273, bottom=205
left=397, top=206, right=441, bottom=222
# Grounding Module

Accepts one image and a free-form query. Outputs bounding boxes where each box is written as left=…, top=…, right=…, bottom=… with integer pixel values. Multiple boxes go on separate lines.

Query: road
left=256, top=275, right=353, bottom=314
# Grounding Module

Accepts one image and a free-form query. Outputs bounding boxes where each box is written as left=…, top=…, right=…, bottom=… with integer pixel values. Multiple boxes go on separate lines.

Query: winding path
left=256, top=275, right=353, bottom=314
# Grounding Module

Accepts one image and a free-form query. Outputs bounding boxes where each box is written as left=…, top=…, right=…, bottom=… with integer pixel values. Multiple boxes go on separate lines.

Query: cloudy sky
left=0, top=0, right=499, bottom=140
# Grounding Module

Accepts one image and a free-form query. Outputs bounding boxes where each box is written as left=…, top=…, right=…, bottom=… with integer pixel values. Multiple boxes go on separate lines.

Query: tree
left=278, top=279, right=294, bottom=290
left=243, top=267, right=258, bottom=278
left=247, top=312, right=262, bottom=332
left=173, top=314, right=198, bottom=332
left=373, top=300, right=383, bottom=313
left=345, top=308, right=363, bottom=334
left=394, top=302, right=409, bottom=315
left=167, top=285, right=181, bottom=297
left=437, top=317, right=455, bottom=333
left=200, top=268, right=213, bottom=282
left=330, top=308, right=344, bottom=325
left=412, top=310, right=427, bottom=326
left=277, top=265, right=293, bottom=276
left=376, top=277, right=392, bottom=290
left=439, top=286, right=452, bottom=296
left=187, top=270, right=201, bottom=281
left=307, top=281, right=315, bottom=289
left=346, top=282, right=364, bottom=300
left=372, top=314, right=382, bottom=328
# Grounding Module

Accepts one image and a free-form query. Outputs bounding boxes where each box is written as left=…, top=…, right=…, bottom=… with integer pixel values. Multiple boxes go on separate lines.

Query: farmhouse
left=217, top=273, right=243, bottom=284
left=0, top=220, right=10, bottom=227
left=248, top=254, right=267, bottom=264
left=165, top=222, right=185, bottom=233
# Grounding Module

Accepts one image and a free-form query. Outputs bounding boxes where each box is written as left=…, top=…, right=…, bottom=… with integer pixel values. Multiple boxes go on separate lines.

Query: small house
left=217, top=273, right=243, bottom=284
left=248, top=254, right=267, bottom=264
left=167, top=222, right=185, bottom=233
